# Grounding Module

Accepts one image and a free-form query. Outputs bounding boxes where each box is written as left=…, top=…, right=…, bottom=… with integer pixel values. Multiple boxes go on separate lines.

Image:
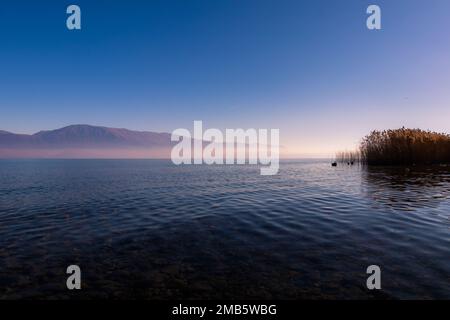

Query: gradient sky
left=1, top=0, right=449, bottom=156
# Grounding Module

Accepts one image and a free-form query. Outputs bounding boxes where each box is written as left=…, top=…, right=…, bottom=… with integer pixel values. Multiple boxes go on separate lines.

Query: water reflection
left=362, top=165, right=450, bottom=211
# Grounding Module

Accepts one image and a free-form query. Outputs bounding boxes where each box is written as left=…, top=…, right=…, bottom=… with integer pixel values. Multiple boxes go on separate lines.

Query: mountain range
left=0, top=125, right=174, bottom=158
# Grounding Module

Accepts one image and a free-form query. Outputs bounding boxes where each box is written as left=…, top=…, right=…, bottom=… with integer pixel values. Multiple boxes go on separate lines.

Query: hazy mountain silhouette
left=0, top=125, right=174, bottom=158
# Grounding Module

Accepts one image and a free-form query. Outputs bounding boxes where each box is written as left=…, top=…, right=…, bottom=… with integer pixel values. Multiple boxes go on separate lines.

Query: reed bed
left=337, top=128, right=450, bottom=166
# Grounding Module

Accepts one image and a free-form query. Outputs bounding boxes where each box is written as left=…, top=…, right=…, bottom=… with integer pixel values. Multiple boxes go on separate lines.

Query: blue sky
left=1, top=0, right=449, bottom=156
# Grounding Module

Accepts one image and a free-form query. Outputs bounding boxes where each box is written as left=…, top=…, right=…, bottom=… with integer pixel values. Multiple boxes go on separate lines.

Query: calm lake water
left=0, top=159, right=449, bottom=299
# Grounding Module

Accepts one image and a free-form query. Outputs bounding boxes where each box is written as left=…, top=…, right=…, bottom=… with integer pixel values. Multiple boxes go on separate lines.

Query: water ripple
left=0, top=159, right=449, bottom=299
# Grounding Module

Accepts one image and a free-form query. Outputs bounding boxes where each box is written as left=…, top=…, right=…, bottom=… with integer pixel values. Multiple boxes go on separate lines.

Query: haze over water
left=0, top=159, right=449, bottom=299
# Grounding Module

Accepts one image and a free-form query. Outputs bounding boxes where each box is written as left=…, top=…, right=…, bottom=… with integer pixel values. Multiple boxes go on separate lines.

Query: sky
left=1, top=0, right=449, bottom=157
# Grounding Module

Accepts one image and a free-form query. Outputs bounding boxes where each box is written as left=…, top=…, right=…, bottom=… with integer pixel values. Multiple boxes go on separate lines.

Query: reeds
left=337, top=128, right=450, bottom=166
left=336, top=150, right=360, bottom=164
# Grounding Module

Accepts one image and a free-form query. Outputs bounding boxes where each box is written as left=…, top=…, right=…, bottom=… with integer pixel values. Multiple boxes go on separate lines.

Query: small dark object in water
left=350, top=161, right=354, bottom=165
left=331, top=162, right=337, bottom=167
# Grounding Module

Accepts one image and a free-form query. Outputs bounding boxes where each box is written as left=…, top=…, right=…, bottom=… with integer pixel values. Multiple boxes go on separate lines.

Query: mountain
left=0, top=125, right=174, bottom=158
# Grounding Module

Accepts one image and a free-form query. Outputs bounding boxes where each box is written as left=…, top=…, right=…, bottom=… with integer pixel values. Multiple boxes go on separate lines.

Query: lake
left=0, top=159, right=449, bottom=299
